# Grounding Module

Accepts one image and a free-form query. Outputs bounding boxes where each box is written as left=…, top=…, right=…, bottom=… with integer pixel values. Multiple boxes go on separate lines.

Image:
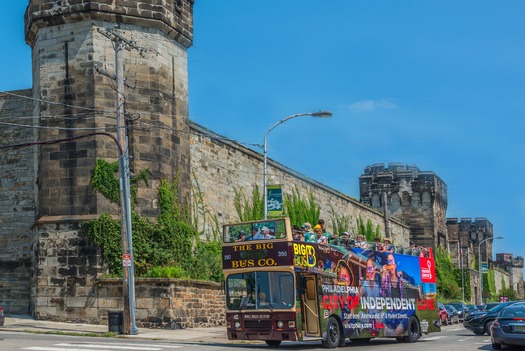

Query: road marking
left=457, top=336, right=475, bottom=342
left=24, top=342, right=185, bottom=351
left=421, top=336, right=446, bottom=341
left=56, top=343, right=184, bottom=349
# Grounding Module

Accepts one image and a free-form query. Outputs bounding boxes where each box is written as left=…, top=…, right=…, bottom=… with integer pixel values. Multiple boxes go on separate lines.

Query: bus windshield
left=226, top=271, right=294, bottom=310
left=224, top=219, right=287, bottom=242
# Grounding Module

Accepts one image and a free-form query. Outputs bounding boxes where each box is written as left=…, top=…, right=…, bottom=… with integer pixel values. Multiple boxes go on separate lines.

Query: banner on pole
left=481, top=262, right=488, bottom=273
left=266, top=185, right=283, bottom=217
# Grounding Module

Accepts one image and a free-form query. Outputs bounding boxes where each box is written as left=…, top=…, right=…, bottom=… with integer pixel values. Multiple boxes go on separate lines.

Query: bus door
left=300, top=274, right=320, bottom=336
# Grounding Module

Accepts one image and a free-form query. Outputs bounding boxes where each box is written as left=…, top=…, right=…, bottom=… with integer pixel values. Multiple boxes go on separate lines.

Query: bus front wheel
left=265, top=340, right=281, bottom=347
left=322, top=317, right=341, bottom=348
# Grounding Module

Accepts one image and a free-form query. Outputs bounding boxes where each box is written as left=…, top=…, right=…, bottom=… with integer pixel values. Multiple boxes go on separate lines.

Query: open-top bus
left=222, top=217, right=440, bottom=348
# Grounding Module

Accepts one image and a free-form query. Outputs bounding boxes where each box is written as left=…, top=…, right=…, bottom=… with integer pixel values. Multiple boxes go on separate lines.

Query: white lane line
left=55, top=344, right=162, bottom=350
left=422, top=336, right=446, bottom=341
left=56, top=343, right=183, bottom=349
left=24, top=348, right=119, bottom=351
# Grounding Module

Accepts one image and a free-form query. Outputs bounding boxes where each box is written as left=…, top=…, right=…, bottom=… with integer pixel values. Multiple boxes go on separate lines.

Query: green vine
left=435, top=246, right=462, bottom=301
left=82, top=159, right=223, bottom=282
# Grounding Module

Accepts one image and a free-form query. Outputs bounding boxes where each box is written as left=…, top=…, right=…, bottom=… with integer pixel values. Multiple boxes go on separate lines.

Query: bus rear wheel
left=322, top=317, right=341, bottom=348
left=265, top=340, right=281, bottom=347
left=402, top=316, right=421, bottom=343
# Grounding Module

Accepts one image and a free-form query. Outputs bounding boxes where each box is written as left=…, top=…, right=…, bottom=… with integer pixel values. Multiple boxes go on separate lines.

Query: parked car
left=483, top=302, right=501, bottom=311
left=464, top=301, right=522, bottom=335
left=464, top=304, right=479, bottom=319
left=438, top=302, right=449, bottom=326
left=0, top=307, right=4, bottom=326
left=490, top=302, right=525, bottom=349
left=447, top=301, right=468, bottom=321
left=445, top=304, right=460, bottom=324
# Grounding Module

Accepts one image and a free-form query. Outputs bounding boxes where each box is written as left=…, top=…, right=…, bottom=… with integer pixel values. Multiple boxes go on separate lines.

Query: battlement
left=25, top=0, right=194, bottom=47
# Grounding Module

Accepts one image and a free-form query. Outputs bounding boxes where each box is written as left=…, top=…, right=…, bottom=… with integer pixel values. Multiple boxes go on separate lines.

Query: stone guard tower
left=23, top=0, right=194, bottom=319
left=359, top=163, right=448, bottom=249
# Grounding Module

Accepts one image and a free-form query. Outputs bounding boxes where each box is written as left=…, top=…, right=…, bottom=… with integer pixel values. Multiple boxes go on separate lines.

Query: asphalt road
left=0, top=324, right=520, bottom=351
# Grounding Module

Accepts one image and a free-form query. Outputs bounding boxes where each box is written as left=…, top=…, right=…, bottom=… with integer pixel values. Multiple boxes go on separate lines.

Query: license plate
left=514, top=325, right=525, bottom=331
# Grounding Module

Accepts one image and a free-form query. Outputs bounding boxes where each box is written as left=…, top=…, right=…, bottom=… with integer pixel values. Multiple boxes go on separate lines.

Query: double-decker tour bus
left=222, top=217, right=440, bottom=348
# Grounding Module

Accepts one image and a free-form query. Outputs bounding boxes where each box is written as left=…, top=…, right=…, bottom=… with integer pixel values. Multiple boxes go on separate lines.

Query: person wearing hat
left=262, top=226, right=275, bottom=239
left=339, top=231, right=350, bottom=247
left=302, top=222, right=315, bottom=242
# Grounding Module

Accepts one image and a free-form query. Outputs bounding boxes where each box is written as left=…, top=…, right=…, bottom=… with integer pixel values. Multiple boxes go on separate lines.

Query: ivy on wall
left=82, top=159, right=223, bottom=282
left=435, top=246, right=462, bottom=300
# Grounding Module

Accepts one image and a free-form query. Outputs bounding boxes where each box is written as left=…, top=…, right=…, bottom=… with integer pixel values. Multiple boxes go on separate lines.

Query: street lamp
left=478, top=236, right=503, bottom=304
left=263, top=111, right=332, bottom=219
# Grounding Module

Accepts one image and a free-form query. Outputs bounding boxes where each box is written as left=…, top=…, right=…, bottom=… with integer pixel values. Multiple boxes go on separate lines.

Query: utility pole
left=98, top=26, right=146, bottom=335
left=382, top=191, right=390, bottom=237
left=459, top=239, right=464, bottom=302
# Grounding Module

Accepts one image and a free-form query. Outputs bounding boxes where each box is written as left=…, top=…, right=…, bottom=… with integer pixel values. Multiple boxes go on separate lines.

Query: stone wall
left=98, top=278, right=225, bottom=329
left=493, top=268, right=510, bottom=297
left=189, top=124, right=411, bottom=246
left=0, top=91, right=35, bottom=314
left=31, top=221, right=224, bottom=328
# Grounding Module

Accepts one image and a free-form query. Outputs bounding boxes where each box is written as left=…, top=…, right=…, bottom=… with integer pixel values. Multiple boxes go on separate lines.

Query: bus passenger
left=314, top=226, right=327, bottom=245
left=235, top=230, right=247, bottom=242
left=251, top=228, right=264, bottom=240
left=261, top=227, right=275, bottom=239
left=355, top=235, right=368, bottom=249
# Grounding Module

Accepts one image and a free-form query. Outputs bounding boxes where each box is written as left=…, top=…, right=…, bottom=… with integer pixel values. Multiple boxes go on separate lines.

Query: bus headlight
left=234, top=321, right=241, bottom=329
left=277, top=321, right=284, bottom=328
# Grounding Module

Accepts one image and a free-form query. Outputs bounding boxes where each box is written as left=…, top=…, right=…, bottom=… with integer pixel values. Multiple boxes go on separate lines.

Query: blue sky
left=2, top=2, right=525, bottom=273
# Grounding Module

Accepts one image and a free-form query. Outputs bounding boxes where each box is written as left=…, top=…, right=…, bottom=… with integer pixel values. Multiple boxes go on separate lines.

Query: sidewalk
left=0, top=315, right=232, bottom=344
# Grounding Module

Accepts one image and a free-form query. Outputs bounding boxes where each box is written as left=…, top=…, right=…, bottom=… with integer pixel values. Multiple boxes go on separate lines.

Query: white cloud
left=348, top=99, right=398, bottom=113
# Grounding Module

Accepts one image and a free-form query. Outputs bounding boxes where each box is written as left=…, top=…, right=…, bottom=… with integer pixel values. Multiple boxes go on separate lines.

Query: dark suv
left=464, top=301, right=521, bottom=335
left=447, top=301, right=468, bottom=321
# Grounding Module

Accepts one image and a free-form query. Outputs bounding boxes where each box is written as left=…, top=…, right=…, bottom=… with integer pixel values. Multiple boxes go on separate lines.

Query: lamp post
left=478, top=236, right=503, bottom=304
left=263, top=111, right=332, bottom=219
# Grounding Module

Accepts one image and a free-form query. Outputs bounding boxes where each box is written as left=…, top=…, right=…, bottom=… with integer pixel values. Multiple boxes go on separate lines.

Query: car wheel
left=484, top=320, right=494, bottom=336
left=402, top=316, right=421, bottom=343
left=322, top=317, right=341, bottom=349
left=491, top=342, right=501, bottom=350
